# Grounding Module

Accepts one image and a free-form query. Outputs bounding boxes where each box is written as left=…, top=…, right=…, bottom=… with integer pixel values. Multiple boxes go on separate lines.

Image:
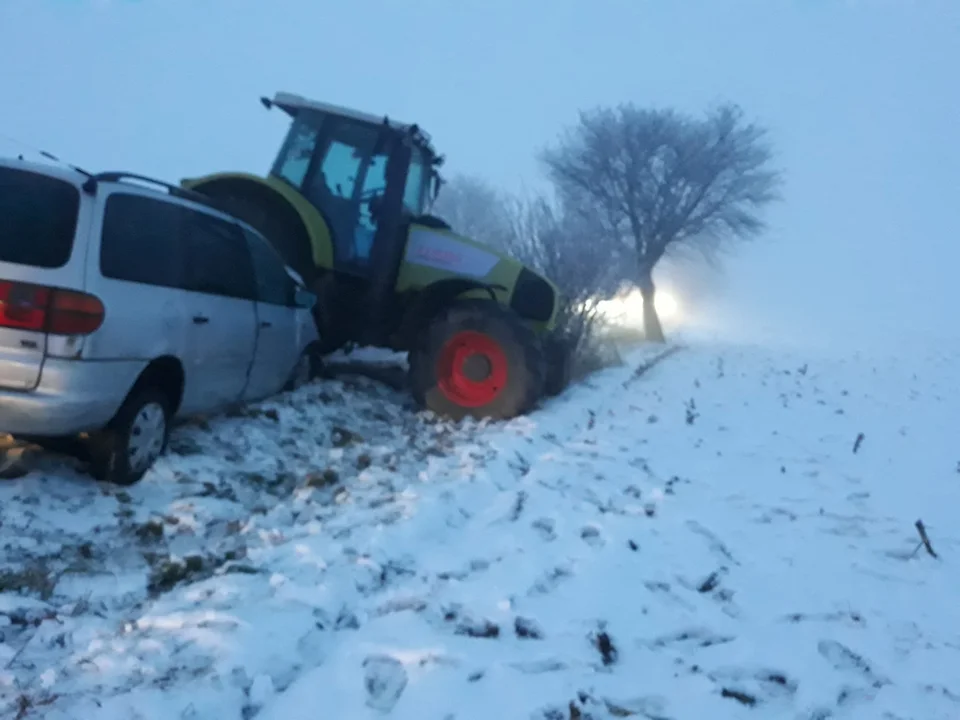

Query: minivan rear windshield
left=0, top=166, right=80, bottom=269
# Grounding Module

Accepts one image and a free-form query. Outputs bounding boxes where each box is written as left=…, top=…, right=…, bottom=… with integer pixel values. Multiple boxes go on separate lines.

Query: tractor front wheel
left=409, top=301, right=545, bottom=421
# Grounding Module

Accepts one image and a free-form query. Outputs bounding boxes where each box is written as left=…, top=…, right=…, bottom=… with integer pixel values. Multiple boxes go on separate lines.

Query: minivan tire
left=89, top=386, right=172, bottom=486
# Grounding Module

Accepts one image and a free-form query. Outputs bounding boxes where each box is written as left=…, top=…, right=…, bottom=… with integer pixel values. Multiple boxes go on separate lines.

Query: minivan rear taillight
left=0, top=280, right=105, bottom=336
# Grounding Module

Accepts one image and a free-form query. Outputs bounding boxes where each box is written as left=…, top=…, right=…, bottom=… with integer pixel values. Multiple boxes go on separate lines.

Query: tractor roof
left=265, top=91, right=439, bottom=161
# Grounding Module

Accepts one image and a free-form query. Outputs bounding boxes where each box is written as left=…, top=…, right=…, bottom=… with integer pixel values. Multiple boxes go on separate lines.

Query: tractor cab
left=262, top=92, right=444, bottom=279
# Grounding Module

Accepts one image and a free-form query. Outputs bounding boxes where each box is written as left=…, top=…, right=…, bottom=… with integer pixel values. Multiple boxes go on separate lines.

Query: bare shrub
left=501, top=193, right=629, bottom=380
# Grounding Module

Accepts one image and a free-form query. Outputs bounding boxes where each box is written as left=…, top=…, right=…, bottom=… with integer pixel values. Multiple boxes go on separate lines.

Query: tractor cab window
left=403, top=148, right=428, bottom=217
left=273, top=117, right=319, bottom=189
left=301, top=118, right=383, bottom=271
left=317, top=140, right=364, bottom=199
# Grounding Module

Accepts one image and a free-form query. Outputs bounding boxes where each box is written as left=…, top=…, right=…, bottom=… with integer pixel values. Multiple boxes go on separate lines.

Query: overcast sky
left=2, top=0, right=958, bottom=355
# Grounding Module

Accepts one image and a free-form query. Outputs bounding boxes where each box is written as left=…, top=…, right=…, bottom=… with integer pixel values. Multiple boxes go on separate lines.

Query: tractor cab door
left=300, top=120, right=388, bottom=276
left=272, top=113, right=394, bottom=278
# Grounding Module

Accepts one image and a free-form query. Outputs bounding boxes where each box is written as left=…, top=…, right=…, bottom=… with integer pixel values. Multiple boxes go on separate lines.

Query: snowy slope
left=2, top=341, right=959, bottom=720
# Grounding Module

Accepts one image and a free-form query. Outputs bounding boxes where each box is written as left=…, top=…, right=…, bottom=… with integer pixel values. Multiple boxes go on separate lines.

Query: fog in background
left=2, top=0, right=957, bottom=358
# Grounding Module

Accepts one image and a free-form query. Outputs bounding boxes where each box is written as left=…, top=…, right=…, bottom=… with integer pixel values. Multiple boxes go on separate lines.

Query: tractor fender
left=398, top=277, right=506, bottom=347
left=181, top=173, right=332, bottom=278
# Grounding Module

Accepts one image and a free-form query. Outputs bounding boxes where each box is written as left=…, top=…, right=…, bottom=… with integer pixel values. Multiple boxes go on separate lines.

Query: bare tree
left=540, top=102, right=782, bottom=341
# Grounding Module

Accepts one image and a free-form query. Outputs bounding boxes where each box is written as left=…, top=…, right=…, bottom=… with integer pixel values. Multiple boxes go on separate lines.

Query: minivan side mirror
left=293, top=287, right=317, bottom=309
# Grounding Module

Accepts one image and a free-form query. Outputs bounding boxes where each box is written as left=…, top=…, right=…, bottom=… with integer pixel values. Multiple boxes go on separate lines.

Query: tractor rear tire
left=409, top=300, right=545, bottom=421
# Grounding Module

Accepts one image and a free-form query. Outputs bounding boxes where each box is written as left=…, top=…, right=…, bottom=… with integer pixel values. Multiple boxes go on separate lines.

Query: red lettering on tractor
left=414, top=245, right=462, bottom=266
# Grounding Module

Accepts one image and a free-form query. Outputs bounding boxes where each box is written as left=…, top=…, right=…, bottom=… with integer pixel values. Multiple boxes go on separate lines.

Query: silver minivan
left=0, top=159, right=320, bottom=484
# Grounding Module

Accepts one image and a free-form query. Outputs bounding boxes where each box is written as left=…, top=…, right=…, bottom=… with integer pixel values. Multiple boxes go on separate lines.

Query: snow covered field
left=2, top=341, right=959, bottom=720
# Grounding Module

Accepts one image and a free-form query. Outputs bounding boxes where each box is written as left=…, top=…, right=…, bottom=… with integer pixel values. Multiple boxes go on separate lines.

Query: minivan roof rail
left=81, top=171, right=229, bottom=213
left=0, top=133, right=95, bottom=178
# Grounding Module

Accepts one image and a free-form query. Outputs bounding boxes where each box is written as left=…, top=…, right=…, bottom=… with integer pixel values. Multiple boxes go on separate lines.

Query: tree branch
left=914, top=519, right=939, bottom=559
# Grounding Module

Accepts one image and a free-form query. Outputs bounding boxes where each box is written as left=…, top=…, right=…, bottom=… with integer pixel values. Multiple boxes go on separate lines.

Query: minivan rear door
left=0, top=163, right=86, bottom=391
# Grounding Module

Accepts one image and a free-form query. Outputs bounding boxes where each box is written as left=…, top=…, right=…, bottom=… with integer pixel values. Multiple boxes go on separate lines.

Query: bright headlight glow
left=596, top=289, right=681, bottom=325
left=654, top=291, right=679, bottom=319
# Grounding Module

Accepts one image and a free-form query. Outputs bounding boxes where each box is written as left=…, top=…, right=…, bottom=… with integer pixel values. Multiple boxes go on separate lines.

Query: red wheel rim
left=435, top=331, right=508, bottom=408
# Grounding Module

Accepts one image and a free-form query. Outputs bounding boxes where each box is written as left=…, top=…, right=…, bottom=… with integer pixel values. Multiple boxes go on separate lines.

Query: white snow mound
left=1, top=342, right=959, bottom=719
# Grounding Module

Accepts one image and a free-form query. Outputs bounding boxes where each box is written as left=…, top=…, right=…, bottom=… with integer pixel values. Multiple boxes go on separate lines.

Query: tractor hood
left=399, top=222, right=561, bottom=331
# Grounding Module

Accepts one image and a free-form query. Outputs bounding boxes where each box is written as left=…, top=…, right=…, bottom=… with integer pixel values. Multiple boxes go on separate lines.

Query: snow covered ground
left=2, top=340, right=959, bottom=720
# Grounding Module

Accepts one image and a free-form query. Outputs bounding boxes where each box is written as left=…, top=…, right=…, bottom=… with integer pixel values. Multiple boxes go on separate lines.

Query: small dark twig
left=721, top=688, right=757, bottom=706
left=593, top=629, right=618, bottom=666
left=914, top=519, right=939, bottom=558
left=622, top=345, right=683, bottom=388
left=508, top=491, right=527, bottom=522
left=852, top=433, right=865, bottom=454
left=697, top=570, right=721, bottom=593
left=511, top=451, right=531, bottom=477
left=15, top=695, right=32, bottom=720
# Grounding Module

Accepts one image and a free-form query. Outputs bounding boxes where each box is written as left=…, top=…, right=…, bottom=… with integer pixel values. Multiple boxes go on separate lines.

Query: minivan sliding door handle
left=192, top=315, right=210, bottom=325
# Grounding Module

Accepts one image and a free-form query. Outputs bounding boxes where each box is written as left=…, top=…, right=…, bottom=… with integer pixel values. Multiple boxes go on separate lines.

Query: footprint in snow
left=363, top=654, right=408, bottom=712
left=685, top=520, right=740, bottom=566
left=528, top=565, right=574, bottom=597
left=439, top=605, right=500, bottom=638
left=580, top=525, right=604, bottom=548
left=645, top=626, right=736, bottom=650
left=711, top=666, right=799, bottom=708
left=817, top=639, right=887, bottom=687
left=532, top=517, right=557, bottom=542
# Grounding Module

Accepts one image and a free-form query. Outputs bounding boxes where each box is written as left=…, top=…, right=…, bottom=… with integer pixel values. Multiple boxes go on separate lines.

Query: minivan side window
left=243, top=229, right=296, bottom=306
left=181, top=208, right=256, bottom=300
left=100, top=192, right=184, bottom=288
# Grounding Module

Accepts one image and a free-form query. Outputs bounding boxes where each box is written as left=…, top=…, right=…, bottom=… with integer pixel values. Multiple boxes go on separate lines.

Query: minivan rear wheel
left=90, top=387, right=171, bottom=485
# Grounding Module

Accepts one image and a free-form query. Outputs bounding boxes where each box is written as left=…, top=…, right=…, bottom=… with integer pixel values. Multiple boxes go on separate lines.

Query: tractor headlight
left=596, top=288, right=682, bottom=326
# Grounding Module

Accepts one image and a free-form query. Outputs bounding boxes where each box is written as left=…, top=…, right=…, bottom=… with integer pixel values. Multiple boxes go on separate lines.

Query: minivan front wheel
left=90, top=387, right=171, bottom=485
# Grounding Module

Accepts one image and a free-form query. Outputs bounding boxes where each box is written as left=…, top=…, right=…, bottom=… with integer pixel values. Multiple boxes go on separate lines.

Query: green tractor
left=182, top=91, right=569, bottom=420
